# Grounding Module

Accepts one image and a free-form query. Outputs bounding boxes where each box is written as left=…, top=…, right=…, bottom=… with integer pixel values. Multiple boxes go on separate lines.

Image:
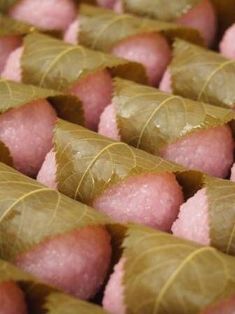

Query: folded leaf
left=78, top=4, right=203, bottom=52
left=0, top=13, right=34, bottom=37
left=21, top=32, right=147, bottom=90
left=170, top=39, right=235, bottom=108
left=113, top=78, right=235, bottom=154
left=0, top=162, right=111, bottom=261
left=54, top=119, right=203, bottom=204
left=0, top=79, right=84, bottom=165
left=119, top=0, right=201, bottom=22
left=122, top=224, right=235, bottom=314
left=0, top=258, right=107, bottom=314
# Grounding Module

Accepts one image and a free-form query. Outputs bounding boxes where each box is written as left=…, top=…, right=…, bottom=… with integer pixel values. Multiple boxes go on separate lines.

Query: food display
left=0, top=1, right=235, bottom=313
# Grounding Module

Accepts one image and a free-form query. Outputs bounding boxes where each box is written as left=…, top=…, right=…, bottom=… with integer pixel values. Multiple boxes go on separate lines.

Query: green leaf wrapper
left=0, top=161, right=112, bottom=261
left=54, top=119, right=203, bottom=204
left=0, top=258, right=107, bottom=314
left=203, top=176, right=235, bottom=256
left=0, top=13, right=35, bottom=37
left=170, top=39, right=235, bottom=109
left=112, top=78, right=235, bottom=154
left=0, top=79, right=84, bottom=164
left=21, top=32, right=147, bottom=90
left=78, top=4, right=204, bottom=51
left=118, top=0, right=201, bottom=22
left=121, top=224, right=235, bottom=314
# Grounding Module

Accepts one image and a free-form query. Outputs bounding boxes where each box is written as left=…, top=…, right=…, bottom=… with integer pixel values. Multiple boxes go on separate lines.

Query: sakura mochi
left=172, top=188, right=210, bottom=245
left=38, top=153, right=183, bottom=231
left=64, top=20, right=171, bottom=87
left=9, top=0, right=76, bottom=31
left=15, top=226, right=111, bottom=300
left=220, top=23, right=235, bottom=59
left=0, top=281, right=28, bottom=314
left=0, top=99, right=57, bottom=176
left=0, top=36, right=21, bottom=73
left=97, top=0, right=217, bottom=47
left=99, top=104, right=234, bottom=178
left=2, top=47, right=113, bottom=130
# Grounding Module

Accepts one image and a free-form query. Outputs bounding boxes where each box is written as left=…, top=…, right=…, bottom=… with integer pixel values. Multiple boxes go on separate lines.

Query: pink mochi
left=102, top=258, right=125, bottom=314
left=99, top=105, right=234, bottom=178
left=2, top=47, right=113, bottom=131
left=220, top=23, right=235, bottom=59
left=1, top=46, right=23, bottom=82
left=177, top=0, right=217, bottom=47
left=98, top=104, right=120, bottom=141
left=172, top=188, right=210, bottom=246
left=0, top=282, right=28, bottom=314
left=0, top=36, right=21, bottom=73
left=0, top=99, right=57, bottom=177
left=15, top=226, right=112, bottom=300
left=96, top=0, right=216, bottom=46
left=159, top=68, right=172, bottom=93
left=37, top=153, right=183, bottom=231
left=64, top=19, right=80, bottom=45
left=69, top=70, right=113, bottom=130
left=37, top=149, right=57, bottom=188
left=160, top=125, right=234, bottom=178
left=230, top=163, right=235, bottom=182
left=93, top=173, right=184, bottom=231
left=112, top=33, right=171, bottom=86
left=9, top=0, right=76, bottom=31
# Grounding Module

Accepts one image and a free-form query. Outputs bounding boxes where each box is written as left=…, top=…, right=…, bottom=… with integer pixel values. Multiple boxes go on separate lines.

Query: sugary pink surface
left=0, top=281, right=28, bottom=314
left=93, top=173, right=183, bottom=231
left=159, top=68, right=172, bottom=93
left=98, top=104, right=120, bottom=140
left=37, top=150, right=57, bottom=188
left=201, top=295, right=235, bottom=314
left=220, top=23, right=235, bottom=59
left=112, top=33, right=171, bottom=86
left=178, top=0, right=217, bottom=47
left=172, top=188, right=210, bottom=246
left=1, top=46, right=23, bottom=82
left=9, top=0, right=76, bottom=31
left=0, top=99, right=57, bottom=177
left=160, top=125, right=234, bottom=178
left=0, top=36, right=21, bottom=73
left=15, top=226, right=111, bottom=300
left=64, top=19, right=79, bottom=45
left=103, top=258, right=125, bottom=314
left=70, top=70, right=113, bottom=130
left=230, top=163, right=235, bottom=182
